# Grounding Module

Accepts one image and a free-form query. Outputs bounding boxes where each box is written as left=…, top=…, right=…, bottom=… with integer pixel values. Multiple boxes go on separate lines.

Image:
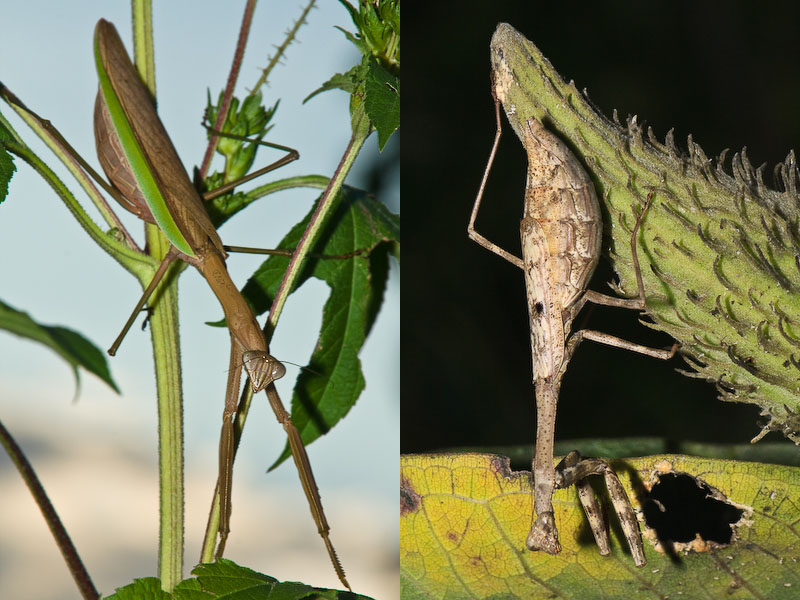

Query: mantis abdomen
left=521, top=118, right=602, bottom=314
left=519, top=117, right=602, bottom=381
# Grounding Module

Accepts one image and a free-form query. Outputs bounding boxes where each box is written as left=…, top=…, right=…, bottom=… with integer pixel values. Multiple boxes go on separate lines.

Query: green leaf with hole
left=0, top=298, right=119, bottom=394
left=401, top=453, right=800, bottom=599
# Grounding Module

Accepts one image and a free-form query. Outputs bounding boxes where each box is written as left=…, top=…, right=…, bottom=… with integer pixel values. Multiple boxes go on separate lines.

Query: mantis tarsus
left=468, top=76, right=676, bottom=566
left=2, top=19, right=349, bottom=589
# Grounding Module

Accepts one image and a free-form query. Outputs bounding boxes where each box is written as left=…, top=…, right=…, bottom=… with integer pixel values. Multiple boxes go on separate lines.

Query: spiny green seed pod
left=491, top=22, right=800, bottom=443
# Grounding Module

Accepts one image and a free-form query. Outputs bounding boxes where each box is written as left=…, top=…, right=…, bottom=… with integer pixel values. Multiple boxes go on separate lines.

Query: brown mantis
left=1, top=19, right=349, bottom=589
left=468, top=78, right=677, bottom=566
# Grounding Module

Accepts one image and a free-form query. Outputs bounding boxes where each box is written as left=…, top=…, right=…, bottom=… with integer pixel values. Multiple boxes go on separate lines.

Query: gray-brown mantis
left=468, top=76, right=676, bottom=566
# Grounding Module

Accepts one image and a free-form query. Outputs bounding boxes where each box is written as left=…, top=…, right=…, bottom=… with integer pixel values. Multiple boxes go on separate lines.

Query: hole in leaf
left=643, top=473, right=744, bottom=545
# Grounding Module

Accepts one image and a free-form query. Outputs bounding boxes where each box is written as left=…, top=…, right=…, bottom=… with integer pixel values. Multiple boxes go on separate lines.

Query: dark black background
left=402, top=3, right=800, bottom=454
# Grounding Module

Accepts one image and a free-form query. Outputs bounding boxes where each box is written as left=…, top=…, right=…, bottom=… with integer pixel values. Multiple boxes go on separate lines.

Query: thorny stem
left=0, top=418, right=99, bottom=600
left=251, top=0, right=317, bottom=92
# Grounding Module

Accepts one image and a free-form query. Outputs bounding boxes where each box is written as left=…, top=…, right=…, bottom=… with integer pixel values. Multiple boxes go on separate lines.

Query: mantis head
left=242, top=350, right=286, bottom=392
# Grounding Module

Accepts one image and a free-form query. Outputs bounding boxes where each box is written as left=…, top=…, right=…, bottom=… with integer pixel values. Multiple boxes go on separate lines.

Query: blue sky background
left=0, top=2, right=398, bottom=598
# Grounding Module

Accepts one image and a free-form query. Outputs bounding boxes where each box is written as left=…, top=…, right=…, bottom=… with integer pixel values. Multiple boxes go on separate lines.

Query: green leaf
left=0, top=298, right=119, bottom=394
left=183, top=560, right=290, bottom=597
left=401, top=453, right=800, bottom=599
left=104, top=577, right=172, bottom=600
left=104, top=559, right=372, bottom=599
left=171, top=576, right=208, bottom=600
left=308, top=0, right=400, bottom=137
left=237, top=187, right=398, bottom=469
left=303, top=68, right=362, bottom=104
left=334, top=23, right=365, bottom=54
left=364, top=58, right=399, bottom=150
left=336, top=0, right=400, bottom=74
left=0, top=118, right=17, bottom=203
left=173, top=559, right=368, bottom=599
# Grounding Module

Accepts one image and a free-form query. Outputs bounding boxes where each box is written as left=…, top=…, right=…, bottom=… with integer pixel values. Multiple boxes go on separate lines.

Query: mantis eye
left=271, top=361, right=287, bottom=381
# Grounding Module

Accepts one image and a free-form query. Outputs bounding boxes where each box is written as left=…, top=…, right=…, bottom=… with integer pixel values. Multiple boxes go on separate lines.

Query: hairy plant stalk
left=131, top=3, right=185, bottom=588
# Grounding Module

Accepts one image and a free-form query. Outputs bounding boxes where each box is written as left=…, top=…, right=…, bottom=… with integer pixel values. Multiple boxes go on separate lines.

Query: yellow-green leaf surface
left=401, top=453, right=800, bottom=599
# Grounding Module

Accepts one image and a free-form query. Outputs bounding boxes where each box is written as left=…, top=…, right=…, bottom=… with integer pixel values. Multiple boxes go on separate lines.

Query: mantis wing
left=94, top=18, right=223, bottom=259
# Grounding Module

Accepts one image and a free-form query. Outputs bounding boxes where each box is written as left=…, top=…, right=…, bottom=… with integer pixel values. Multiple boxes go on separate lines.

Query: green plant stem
left=245, top=173, right=330, bottom=201
left=132, top=0, right=155, bottom=95
left=131, top=0, right=185, bottom=589
left=147, top=226, right=185, bottom=590
left=0, top=418, right=99, bottom=600
left=0, top=100, right=138, bottom=247
left=0, top=135, right=147, bottom=273
left=267, top=111, right=372, bottom=332
left=199, top=485, right=222, bottom=563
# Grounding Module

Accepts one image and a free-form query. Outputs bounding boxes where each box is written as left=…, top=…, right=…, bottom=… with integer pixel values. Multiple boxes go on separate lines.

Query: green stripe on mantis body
left=93, top=27, right=196, bottom=257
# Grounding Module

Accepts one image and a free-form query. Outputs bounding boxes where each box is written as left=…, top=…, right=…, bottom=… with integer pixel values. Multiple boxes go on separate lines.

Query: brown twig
left=198, top=0, right=257, bottom=180
left=0, top=418, right=99, bottom=600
